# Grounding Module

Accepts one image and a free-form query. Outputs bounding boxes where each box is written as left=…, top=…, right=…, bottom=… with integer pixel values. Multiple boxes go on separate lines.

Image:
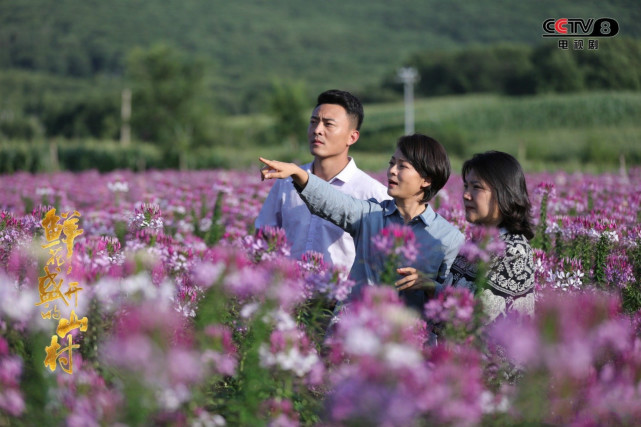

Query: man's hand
left=259, top=157, right=309, bottom=188
left=395, top=267, right=436, bottom=295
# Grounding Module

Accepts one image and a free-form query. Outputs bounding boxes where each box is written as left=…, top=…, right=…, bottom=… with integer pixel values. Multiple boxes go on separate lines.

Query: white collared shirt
left=255, top=158, right=390, bottom=271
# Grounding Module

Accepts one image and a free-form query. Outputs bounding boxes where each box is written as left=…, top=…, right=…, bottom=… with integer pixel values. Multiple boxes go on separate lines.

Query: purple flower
left=458, top=225, right=505, bottom=264
left=260, top=398, right=300, bottom=427
left=258, top=326, right=323, bottom=379
left=53, top=362, right=123, bottom=425
left=324, top=285, right=485, bottom=426
left=298, top=250, right=327, bottom=273
left=300, top=259, right=355, bottom=302
left=604, top=252, right=635, bottom=288
left=488, top=289, right=641, bottom=425
left=239, top=225, right=291, bottom=262
left=100, top=301, right=205, bottom=412
left=424, top=286, right=477, bottom=331
left=371, top=223, right=419, bottom=264
left=0, top=388, right=25, bottom=417
left=0, top=337, right=24, bottom=417
left=129, top=203, right=164, bottom=234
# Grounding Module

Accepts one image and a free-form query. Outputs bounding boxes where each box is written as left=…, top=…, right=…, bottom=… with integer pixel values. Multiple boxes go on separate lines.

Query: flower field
left=1, top=167, right=640, bottom=426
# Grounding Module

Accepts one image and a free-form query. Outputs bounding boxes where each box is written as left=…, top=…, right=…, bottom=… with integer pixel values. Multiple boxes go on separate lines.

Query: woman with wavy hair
left=450, top=150, right=535, bottom=321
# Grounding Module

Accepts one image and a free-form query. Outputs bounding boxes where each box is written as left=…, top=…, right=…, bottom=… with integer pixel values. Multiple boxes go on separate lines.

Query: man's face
left=307, top=103, right=359, bottom=160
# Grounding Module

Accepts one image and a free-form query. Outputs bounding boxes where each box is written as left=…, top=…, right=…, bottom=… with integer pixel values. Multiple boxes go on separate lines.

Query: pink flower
left=425, top=286, right=477, bottom=330
left=372, top=223, right=419, bottom=264
left=240, top=225, right=291, bottom=262
left=604, top=252, right=635, bottom=288
left=129, top=203, right=164, bottom=234
left=458, top=225, right=505, bottom=264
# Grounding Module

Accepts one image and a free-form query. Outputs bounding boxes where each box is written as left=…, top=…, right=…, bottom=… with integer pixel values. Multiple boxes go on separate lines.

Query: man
left=255, top=89, right=390, bottom=271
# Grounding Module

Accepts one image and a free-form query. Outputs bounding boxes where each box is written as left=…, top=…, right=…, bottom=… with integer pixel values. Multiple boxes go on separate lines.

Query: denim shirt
left=299, top=174, right=465, bottom=311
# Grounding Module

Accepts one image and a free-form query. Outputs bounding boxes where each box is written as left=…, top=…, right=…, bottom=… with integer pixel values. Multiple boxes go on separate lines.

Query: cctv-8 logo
left=591, top=18, right=619, bottom=37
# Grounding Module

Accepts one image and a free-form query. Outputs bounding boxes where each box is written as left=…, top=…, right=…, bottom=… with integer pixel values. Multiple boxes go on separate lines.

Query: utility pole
left=397, top=67, right=419, bottom=135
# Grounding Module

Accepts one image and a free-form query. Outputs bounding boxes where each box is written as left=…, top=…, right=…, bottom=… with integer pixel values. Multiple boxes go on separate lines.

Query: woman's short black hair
left=397, top=134, right=451, bottom=203
left=462, top=151, right=535, bottom=239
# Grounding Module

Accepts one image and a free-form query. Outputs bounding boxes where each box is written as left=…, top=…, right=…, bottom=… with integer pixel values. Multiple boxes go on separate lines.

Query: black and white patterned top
left=449, top=232, right=535, bottom=321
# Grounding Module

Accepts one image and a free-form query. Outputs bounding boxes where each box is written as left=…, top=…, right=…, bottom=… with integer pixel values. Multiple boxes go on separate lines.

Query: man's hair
left=397, top=134, right=451, bottom=203
left=316, top=89, right=364, bottom=130
left=462, top=151, right=535, bottom=239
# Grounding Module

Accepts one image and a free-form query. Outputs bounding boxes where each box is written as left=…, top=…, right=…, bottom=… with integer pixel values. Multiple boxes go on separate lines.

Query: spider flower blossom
left=0, top=337, right=25, bottom=417
left=534, top=254, right=585, bottom=292
left=201, top=324, right=238, bottom=377
left=299, top=251, right=355, bottom=302
left=458, top=225, right=506, bottom=264
left=324, top=287, right=429, bottom=425
left=106, top=180, right=129, bottom=193
left=258, top=326, right=323, bottom=380
left=100, top=302, right=205, bottom=412
left=371, top=223, right=419, bottom=264
left=325, top=286, right=484, bottom=426
left=240, top=225, right=291, bottom=262
left=326, top=286, right=427, bottom=364
left=222, top=257, right=305, bottom=311
left=129, top=203, right=164, bottom=234
left=297, top=250, right=327, bottom=273
left=424, top=285, right=477, bottom=330
left=488, top=290, right=641, bottom=425
left=260, top=398, right=300, bottom=427
left=604, top=252, right=635, bottom=289
left=52, top=360, right=123, bottom=425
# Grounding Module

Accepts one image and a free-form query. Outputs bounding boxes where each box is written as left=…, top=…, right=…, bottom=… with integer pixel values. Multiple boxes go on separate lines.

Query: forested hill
left=1, top=0, right=639, bottom=112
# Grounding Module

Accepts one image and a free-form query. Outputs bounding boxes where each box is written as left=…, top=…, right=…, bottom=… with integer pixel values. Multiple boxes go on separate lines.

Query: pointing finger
left=259, top=157, right=277, bottom=167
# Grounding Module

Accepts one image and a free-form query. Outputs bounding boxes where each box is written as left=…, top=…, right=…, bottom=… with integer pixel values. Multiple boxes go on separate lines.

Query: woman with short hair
left=259, top=134, right=464, bottom=312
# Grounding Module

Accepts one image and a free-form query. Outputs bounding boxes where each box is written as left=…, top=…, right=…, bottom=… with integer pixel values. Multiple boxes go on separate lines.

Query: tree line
left=382, top=38, right=641, bottom=97
left=1, top=38, right=640, bottom=167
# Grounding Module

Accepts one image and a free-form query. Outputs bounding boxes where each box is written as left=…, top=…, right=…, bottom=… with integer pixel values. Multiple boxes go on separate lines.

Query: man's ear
left=421, top=178, right=432, bottom=189
left=347, top=129, right=360, bottom=147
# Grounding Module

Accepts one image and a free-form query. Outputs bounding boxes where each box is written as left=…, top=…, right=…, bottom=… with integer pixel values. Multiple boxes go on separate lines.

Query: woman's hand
left=395, top=267, right=436, bottom=295
left=259, top=157, right=309, bottom=188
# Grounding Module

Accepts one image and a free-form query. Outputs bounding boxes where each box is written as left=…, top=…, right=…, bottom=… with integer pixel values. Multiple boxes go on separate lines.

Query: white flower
left=36, top=187, right=54, bottom=196
left=199, top=217, right=212, bottom=232
left=191, top=411, right=226, bottom=427
left=240, top=302, right=260, bottom=319
left=383, top=343, right=422, bottom=369
left=259, top=345, right=320, bottom=377
left=480, top=390, right=511, bottom=414
left=178, top=219, right=195, bottom=234
left=107, top=181, right=129, bottom=193
left=546, top=222, right=561, bottom=234
left=603, top=230, right=619, bottom=243
left=156, top=383, right=190, bottom=411
left=170, top=205, right=186, bottom=215
left=0, top=280, right=39, bottom=321
left=344, top=326, right=381, bottom=355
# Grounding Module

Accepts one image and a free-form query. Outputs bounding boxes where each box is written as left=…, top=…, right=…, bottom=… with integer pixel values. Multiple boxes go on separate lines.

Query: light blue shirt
left=255, top=158, right=390, bottom=271
left=299, top=173, right=465, bottom=311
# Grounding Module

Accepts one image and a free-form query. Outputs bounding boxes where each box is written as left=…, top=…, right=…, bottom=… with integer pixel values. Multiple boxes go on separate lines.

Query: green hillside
left=216, top=91, right=641, bottom=171
left=1, top=0, right=639, bottom=112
